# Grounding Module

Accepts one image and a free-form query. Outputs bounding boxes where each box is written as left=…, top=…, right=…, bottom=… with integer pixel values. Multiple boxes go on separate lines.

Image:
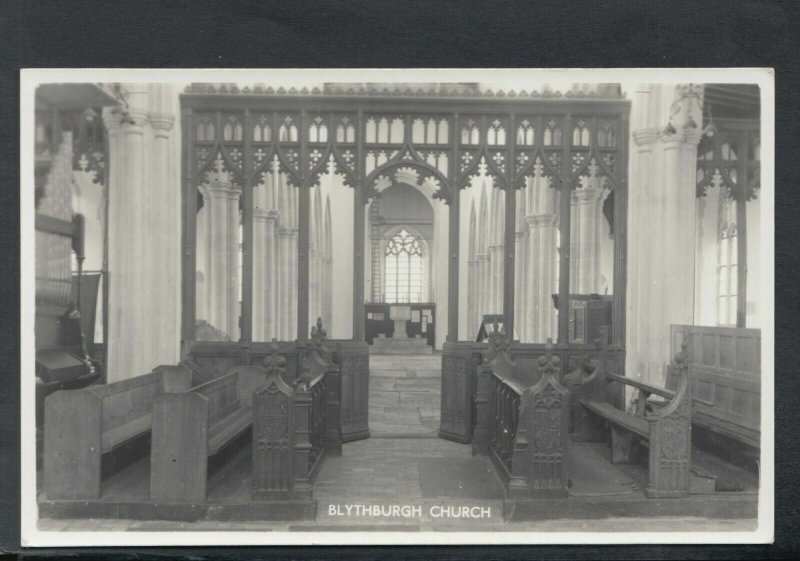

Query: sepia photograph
left=20, top=68, right=774, bottom=546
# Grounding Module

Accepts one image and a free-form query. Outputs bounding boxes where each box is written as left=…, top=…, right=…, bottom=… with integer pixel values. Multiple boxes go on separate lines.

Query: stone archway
left=364, top=165, right=450, bottom=350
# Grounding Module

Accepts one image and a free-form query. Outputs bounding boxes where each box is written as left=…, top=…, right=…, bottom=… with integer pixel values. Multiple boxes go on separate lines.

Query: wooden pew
left=578, top=336, right=692, bottom=498
left=43, top=365, right=192, bottom=500
left=251, top=330, right=342, bottom=502
left=150, top=365, right=264, bottom=502
left=473, top=327, right=570, bottom=498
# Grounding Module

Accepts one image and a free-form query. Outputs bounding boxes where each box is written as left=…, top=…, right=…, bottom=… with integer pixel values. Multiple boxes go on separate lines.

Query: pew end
left=150, top=392, right=210, bottom=503
left=43, top=389, right=103, bottom=500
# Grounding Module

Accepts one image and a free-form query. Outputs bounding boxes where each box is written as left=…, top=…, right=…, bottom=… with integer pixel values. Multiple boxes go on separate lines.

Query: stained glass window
left=384, top=229, right=423, bottom=303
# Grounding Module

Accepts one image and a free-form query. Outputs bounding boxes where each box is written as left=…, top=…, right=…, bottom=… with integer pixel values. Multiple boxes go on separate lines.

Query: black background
left=1, top=0, right=798, bottom=559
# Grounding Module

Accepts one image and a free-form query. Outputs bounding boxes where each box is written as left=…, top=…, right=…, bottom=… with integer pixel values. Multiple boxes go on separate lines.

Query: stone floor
left=367, top=353, right=442, bottom=437
left=36, top=352, right=758, bottom=534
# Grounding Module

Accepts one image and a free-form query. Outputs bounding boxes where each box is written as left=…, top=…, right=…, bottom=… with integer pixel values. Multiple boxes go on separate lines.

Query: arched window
left=384, top=229, right=423, bottom=303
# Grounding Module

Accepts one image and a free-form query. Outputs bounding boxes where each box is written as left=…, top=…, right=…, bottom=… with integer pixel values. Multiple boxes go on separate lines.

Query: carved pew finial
left=484, top=320, right=511, bottom=362
left=538, top=338, right=561, bottom=376
left=263, top=339, right=287, bottom=381
left=674, top=338, right=689, bottom=368
left=310, top=317, right=329, bottom=354
left=597, top=325, right=610, bottom=347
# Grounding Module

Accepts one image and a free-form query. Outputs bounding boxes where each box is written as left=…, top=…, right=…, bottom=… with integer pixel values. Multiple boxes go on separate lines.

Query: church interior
left=31, top=79, right=765, bottom=532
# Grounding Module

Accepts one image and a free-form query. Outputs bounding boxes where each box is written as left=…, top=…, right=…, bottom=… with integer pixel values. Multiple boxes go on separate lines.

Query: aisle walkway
left=367, top=354, right=442, bottom=436
left=312, top=352, right=507, bottom=528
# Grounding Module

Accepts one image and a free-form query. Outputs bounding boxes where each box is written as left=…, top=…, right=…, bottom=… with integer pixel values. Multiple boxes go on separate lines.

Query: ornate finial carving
left=538, top=337, right=561, bottom=376
left=484, top=320, right=511, bottom=361
left=295, top=361, right=312, bottom=391
left=673, top=338, right=689, bottom=368
left=262, top=338, right=287, bottom=380
left=310, top=317, right=328, bottom=354
left=596, top=325, right=610, bottom=347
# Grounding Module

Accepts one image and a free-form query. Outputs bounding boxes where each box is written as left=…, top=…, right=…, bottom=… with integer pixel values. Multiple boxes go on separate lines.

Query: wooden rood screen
left=180, top=84, right=630, bottom=347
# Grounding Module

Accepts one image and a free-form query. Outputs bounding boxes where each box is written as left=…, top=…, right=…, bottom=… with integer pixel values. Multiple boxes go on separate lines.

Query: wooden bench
left=149, top=365, right=264, bottom=502
left=578, top=338, right=693, bottom=499
left=43, top=365, right=192, bottom=500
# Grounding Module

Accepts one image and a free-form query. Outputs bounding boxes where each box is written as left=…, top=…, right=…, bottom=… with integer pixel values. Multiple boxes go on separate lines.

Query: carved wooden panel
left=646, top=343, right=692, bottom=499
left=252, top=367, right=294, bottom=500
left=439, top=342, right=474, bottom=443
left=337, top=341, right=370, bottom=442
left=511, top=346, right=569, bottom=498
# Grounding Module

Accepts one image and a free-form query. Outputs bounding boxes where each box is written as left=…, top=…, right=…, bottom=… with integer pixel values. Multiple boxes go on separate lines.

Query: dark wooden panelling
left=335, top=341, right=370, bottom=442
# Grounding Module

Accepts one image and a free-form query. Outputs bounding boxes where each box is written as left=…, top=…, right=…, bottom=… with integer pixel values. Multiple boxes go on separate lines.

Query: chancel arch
left=363, top=163, right=448, bottom=349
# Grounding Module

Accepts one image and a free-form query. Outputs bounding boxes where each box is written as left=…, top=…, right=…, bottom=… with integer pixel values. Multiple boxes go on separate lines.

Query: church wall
left=457, top=182, right=474, bottom=340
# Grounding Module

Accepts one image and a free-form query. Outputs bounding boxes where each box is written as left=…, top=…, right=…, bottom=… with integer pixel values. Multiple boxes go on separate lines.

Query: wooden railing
left=490, top=371, right=524, bottom=471
left=308, top=371, right=328, bottom=473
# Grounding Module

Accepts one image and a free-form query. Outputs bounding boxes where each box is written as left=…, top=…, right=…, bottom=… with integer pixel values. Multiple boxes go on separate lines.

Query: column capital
left=658, top=129, right=686, bottom=149
left=632, top=128, right=659, bottom=147
left=682, top=128, right=703, bottom=147
left=573, top=185, right=606, bottom=204
left=199, top=180, right=235, bottom=198
left=225, top=184, right=242, bottom=199
left=102, top=108, right=125, bottom=132
left=527, top=213, right=558, bottom=227
left=123, top=110, right=149, bottom=134
left=148, top=112, right=175, bottom=136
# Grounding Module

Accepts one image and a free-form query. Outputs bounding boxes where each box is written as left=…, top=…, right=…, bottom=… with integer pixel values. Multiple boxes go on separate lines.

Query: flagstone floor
left=367, top=353, right=442, bottom=437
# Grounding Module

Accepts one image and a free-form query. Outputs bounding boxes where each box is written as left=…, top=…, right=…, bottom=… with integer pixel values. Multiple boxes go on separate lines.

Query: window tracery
left=384, top=229, right=423, bottom=304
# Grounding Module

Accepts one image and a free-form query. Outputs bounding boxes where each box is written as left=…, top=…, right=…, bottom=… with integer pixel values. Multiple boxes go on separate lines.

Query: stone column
left=514, top=188, right=527, bottom=342
left=289, top=229, right=298, bottom=338
left=265, top=210, right=278, bottom=339
left=102, top=113, right=128, bottom=382
left=277, top=225, right=289, bottom=340
left=467, top=256, right=479, bottom=339
left=148, top=112, right=176, bottom=363
left=571, top=185, right=607, bottom=293
left=227, top=187, right=241, bottom=340
left=309, top=242, right=318, bottom=328
left=198, top=182, right=231, bottom=337
left=252, top=208, right=269, bottom=340
left=478, top=253, right=490, bottom=321
left=524, top=173, right=559, bottom=343
left=194, top=201, right=209, bottom=322
left=104, top=85, right=180, bottom=380
left=627, top=84, right=703, bottom=386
